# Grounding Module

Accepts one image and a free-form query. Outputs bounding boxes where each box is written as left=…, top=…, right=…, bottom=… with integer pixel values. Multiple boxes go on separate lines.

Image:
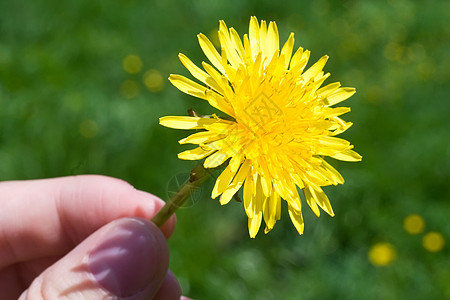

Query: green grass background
left=1, top=0, right=449, bottom=299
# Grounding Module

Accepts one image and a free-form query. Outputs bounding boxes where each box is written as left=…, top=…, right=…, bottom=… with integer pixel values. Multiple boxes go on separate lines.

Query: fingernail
left=88, top=218, right=168, bottom=297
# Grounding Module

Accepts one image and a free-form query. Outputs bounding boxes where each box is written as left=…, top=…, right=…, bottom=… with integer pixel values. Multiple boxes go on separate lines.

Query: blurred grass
left=1, top=0, right=449, bottom=299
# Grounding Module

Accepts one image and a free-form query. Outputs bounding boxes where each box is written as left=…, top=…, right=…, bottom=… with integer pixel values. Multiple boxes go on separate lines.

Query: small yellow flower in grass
left=123, top=54, right=143, bottom=74
left=160, top=17, right=361, bottom=237
left=369, top=242, right=396, bottom=266
left=423, top=232, right=445, bottom=252
left=403, top=214, right=425, bottom=234
left=144, top=69, right=164, bottom=92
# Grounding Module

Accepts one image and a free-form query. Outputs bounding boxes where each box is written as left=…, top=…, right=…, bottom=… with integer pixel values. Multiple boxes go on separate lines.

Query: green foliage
left=1, top=0, right=449, bottom=299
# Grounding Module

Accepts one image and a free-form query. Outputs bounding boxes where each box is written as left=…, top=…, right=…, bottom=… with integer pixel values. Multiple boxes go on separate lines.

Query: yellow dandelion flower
left=423, top=232, right=445, bottom=252
left=403, top=214, right=425, bottom=234
left=123, top=54, right=143, bottom=74
left=368, top=242, right=396, bottom=266
left=160, top=17, right=362, bottom=237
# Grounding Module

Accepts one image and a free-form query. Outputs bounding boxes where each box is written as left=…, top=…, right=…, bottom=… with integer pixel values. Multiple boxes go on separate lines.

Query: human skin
left=0, top=175, right=184, bottom=299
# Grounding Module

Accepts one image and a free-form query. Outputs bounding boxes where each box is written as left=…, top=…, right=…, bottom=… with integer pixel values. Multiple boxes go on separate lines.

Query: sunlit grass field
left=1, top=0, right=449, bottom=299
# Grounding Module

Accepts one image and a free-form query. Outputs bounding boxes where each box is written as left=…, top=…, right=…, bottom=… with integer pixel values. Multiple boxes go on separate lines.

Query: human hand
left=0, top=175, right=184, bottom=299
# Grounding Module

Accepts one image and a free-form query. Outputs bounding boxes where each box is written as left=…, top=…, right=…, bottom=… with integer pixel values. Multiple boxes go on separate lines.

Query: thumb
left=20, top=218, right=170, bottom=299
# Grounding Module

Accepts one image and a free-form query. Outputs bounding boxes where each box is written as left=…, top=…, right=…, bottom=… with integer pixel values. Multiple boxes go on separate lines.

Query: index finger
left=0, top=175, right=175, bottom=269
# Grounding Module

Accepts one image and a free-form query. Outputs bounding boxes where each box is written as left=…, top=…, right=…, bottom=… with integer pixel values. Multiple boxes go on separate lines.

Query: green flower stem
left=151, top=164, right=212, bottom=227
